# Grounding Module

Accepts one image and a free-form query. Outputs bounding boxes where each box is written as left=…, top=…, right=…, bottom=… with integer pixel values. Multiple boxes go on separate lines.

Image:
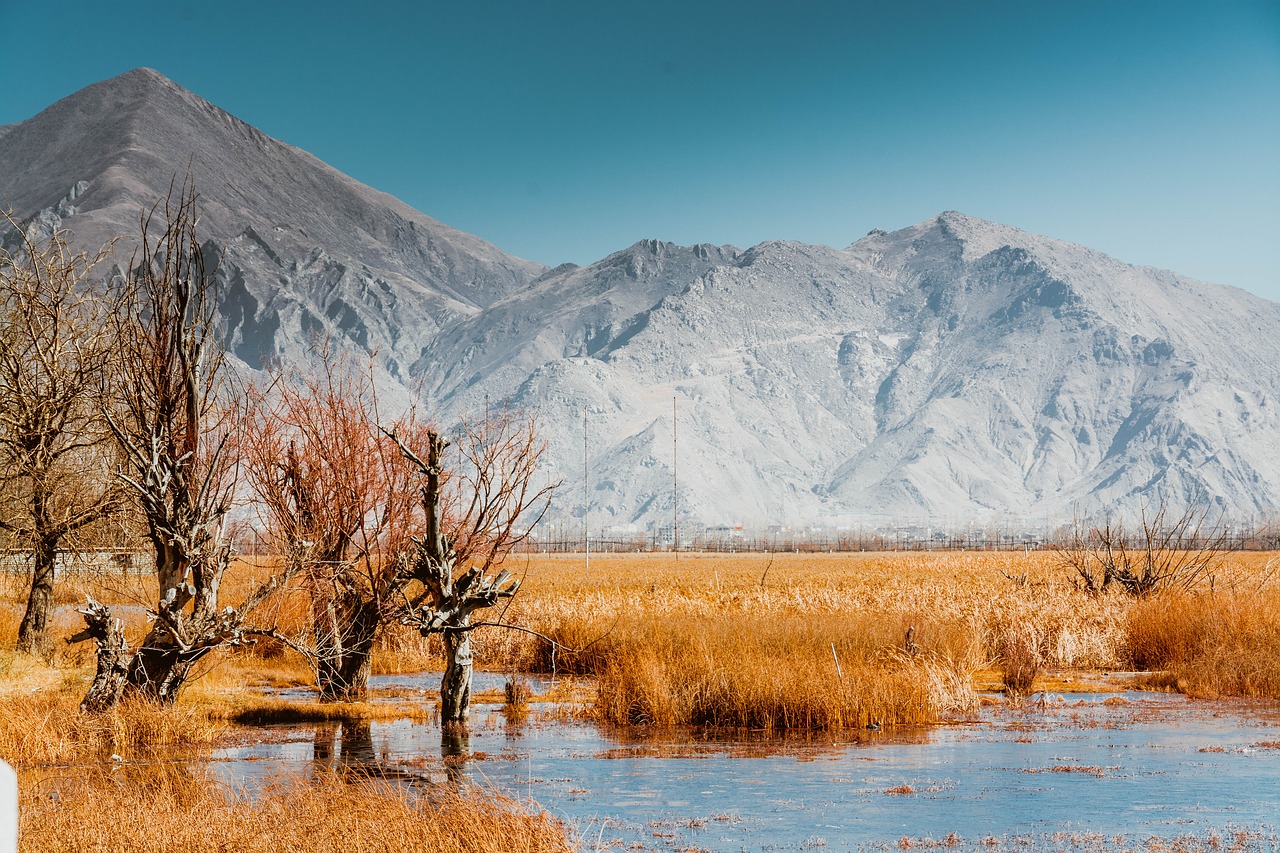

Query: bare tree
left=243, top=347, right=419, bottom=701
left=386, top=410, right=556, bottom=725
left=73, top=180, right=283, bottom=708
left=245, top=352, right=554, bottom=713
left=0, top=215, right=124, bottom=656
left=1057, top=500, right=1233, bottom=598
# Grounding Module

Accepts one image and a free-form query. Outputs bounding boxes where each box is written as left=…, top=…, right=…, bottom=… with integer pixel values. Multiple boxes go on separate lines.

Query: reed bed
left=590, top=614, right=978, bottom=729
left=19, top=764, right=575, bottom=853
left=496, top=552, right=1066, bottom=725
left=0, top=689, right=223, bottom=766
left=1125, top=585, right=1280, bottom=698
left=493, top=550, right=1278, bottom=709
left=502, top=551, right=1127, bottom=669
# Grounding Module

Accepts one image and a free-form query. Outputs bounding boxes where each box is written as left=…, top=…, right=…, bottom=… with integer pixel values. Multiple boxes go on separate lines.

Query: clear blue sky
left=3, top=1, right=1278, bottom=300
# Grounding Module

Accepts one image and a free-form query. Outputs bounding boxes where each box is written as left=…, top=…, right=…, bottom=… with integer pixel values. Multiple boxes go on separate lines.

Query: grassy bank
left=4, top=550, right=1279, bottom=732
left=19, top=765, right=575, bottom=853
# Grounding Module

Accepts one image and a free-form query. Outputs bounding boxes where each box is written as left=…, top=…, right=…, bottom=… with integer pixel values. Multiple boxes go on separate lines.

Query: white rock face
left=3, top=72, right=1277, bottom=531
left=422, top=215, right=1280, bottom=529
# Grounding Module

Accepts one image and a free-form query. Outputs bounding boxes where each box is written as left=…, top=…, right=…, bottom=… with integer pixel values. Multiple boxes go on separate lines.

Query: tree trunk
left=124, top=636, right=192, bottom=704
left=71, top=600, right=131, bottom=714
left=16, top=538, right=58, bottom=657
left=440, top=619, right=474, bottom=724
left=315, top=597, right=379, bottom=702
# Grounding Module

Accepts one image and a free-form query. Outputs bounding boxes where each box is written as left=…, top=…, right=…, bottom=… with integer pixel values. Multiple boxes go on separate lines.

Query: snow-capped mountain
left=4, top=70, right=1278, bottom=530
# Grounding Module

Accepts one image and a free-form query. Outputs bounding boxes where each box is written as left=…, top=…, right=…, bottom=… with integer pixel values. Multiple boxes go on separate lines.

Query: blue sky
left=2, top=1, right=1278, bottom=300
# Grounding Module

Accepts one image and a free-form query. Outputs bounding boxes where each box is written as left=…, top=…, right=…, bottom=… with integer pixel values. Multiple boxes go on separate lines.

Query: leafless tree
left=0, top=215, right=125, bottom=656
left=245, top=352, right=555, bottom=712
left=243, top=346, right=419, bottom=701
left=73, top=180, right=284, bottom=708
left=385, top=410, right=556, bottom=725
left=1057, top=499, right=1233, bottom=598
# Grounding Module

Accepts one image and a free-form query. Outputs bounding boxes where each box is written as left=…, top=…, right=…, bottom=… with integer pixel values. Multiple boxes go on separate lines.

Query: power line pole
left=583, top=411, right=589, bottom=571
left=673, top=396, right=678, bottom=560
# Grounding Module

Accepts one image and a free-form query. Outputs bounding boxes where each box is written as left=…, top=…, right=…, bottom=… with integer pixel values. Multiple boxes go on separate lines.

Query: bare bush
left=1057, top=502, right=1233, bottom=598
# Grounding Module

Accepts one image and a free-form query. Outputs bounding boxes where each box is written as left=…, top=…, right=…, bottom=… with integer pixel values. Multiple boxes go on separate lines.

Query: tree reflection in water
left=440, top=722, right=471, bottom=788
left=310, top=721, right=432, bottom=787
left=308, top=720, right=483, bottom=791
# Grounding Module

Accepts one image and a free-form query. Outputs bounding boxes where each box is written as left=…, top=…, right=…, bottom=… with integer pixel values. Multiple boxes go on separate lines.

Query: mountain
left=0, top=67, right=545, bottom=384
left=422, top=214, right=1280, bottom=530
left=4, top=70, right=1278, bottom=531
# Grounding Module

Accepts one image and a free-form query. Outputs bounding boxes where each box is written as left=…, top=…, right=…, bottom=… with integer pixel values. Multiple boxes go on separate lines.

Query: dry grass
left=0, top=688, right=223, bottom=767
left=4, top=549, right=1278, bottom=734
left=19, top=765, right=575, bottom=853
left=995, top=620, right=1043, bottom=696
left=588, top=613, right=977, bottom=729
left=1125, top=584, right=1280, bottom=698
left=501, top=551, right=1127, bottom=671
left=494, top=550, right=1280, bottom=712
left=222, top=696, right=432, bottom=726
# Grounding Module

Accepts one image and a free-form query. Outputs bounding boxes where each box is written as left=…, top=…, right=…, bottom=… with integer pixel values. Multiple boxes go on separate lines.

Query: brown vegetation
left=491, top=549, right=1280, bottom=714
left=0, top=686, right=221, bottom=766
left=1125, top=584, right=1280, bottom=698
left=19, top=766, right=575, bottom=853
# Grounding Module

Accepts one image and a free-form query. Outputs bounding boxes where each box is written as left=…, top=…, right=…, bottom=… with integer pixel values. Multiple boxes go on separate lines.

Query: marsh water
left=212, top=674, right=1280, bottom=852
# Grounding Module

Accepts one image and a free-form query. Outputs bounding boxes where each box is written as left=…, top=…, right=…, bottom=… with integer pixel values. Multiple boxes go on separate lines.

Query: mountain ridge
left=0, top=67, right=545, bottom=385
left=3, top=69, right=1277, bottom=530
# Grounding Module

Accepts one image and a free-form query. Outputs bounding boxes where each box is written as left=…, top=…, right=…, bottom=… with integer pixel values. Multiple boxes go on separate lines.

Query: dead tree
left=244, top=347, right=418, bottom=701
left=1058, top=500, right=1233, bottom=598
left=72, top=180, right=283, bottom=706
left=0, top=215, right=124, bottom=656
left=386, top=412, right=555, bottom=725
left=67, top=597, right=130, bottom=713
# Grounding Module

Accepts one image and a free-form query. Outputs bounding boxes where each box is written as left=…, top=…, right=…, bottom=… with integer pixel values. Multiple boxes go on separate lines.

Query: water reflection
left=309, top=721, right=431, bottom=786
left=440, top=722, right=471, bottom=788
left=210, top=692, right=1280, bottom=852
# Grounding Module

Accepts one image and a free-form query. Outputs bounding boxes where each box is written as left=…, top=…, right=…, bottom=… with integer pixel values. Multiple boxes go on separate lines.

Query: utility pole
left=583, top=412, right=589, bottom=571
left=673, top=396, right=679, bottom=560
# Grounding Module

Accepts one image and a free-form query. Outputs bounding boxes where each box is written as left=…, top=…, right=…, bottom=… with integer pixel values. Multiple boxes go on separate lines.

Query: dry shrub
left=504, top=677, right=533, bottom=717
left=0, top=691, right=222, bottom=766
left=994, top=620, right=1042, bottom=696
left=20, top=765, right=575, bottom=853
left=1125, top=587, right=1280, bottom=698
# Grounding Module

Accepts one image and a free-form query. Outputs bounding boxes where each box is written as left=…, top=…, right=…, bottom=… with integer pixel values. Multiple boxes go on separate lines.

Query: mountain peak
left=104, top=66, right=179, bottom=92
left=849, top=211, right=1088, bottom=274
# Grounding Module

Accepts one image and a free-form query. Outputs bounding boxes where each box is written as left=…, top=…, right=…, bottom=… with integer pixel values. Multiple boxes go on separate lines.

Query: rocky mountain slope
left=424, top=215, right=1280, bottom=529
left=4, top=70, right=1277, bottom=531
left=0, top=68, right=544, bottom=387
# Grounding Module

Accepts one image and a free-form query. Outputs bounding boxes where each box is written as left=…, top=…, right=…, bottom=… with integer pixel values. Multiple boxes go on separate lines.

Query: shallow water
left=213, top=680, right=1280, bottom=851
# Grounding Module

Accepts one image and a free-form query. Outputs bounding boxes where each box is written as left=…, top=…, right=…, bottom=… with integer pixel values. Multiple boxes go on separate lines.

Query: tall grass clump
left=20, top=766, right=576, bottom=853
left=1125, top=587, right=1280, bottom=698
left=0, top=691, right=222, bottom=766
left=993, top=619, right=1042, bottom=696
left=592, top=614, right=978, bottom=730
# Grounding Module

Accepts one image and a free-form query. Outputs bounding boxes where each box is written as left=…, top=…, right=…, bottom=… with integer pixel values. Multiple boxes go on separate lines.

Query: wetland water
left=214, top=675, right=1280, bottom=852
